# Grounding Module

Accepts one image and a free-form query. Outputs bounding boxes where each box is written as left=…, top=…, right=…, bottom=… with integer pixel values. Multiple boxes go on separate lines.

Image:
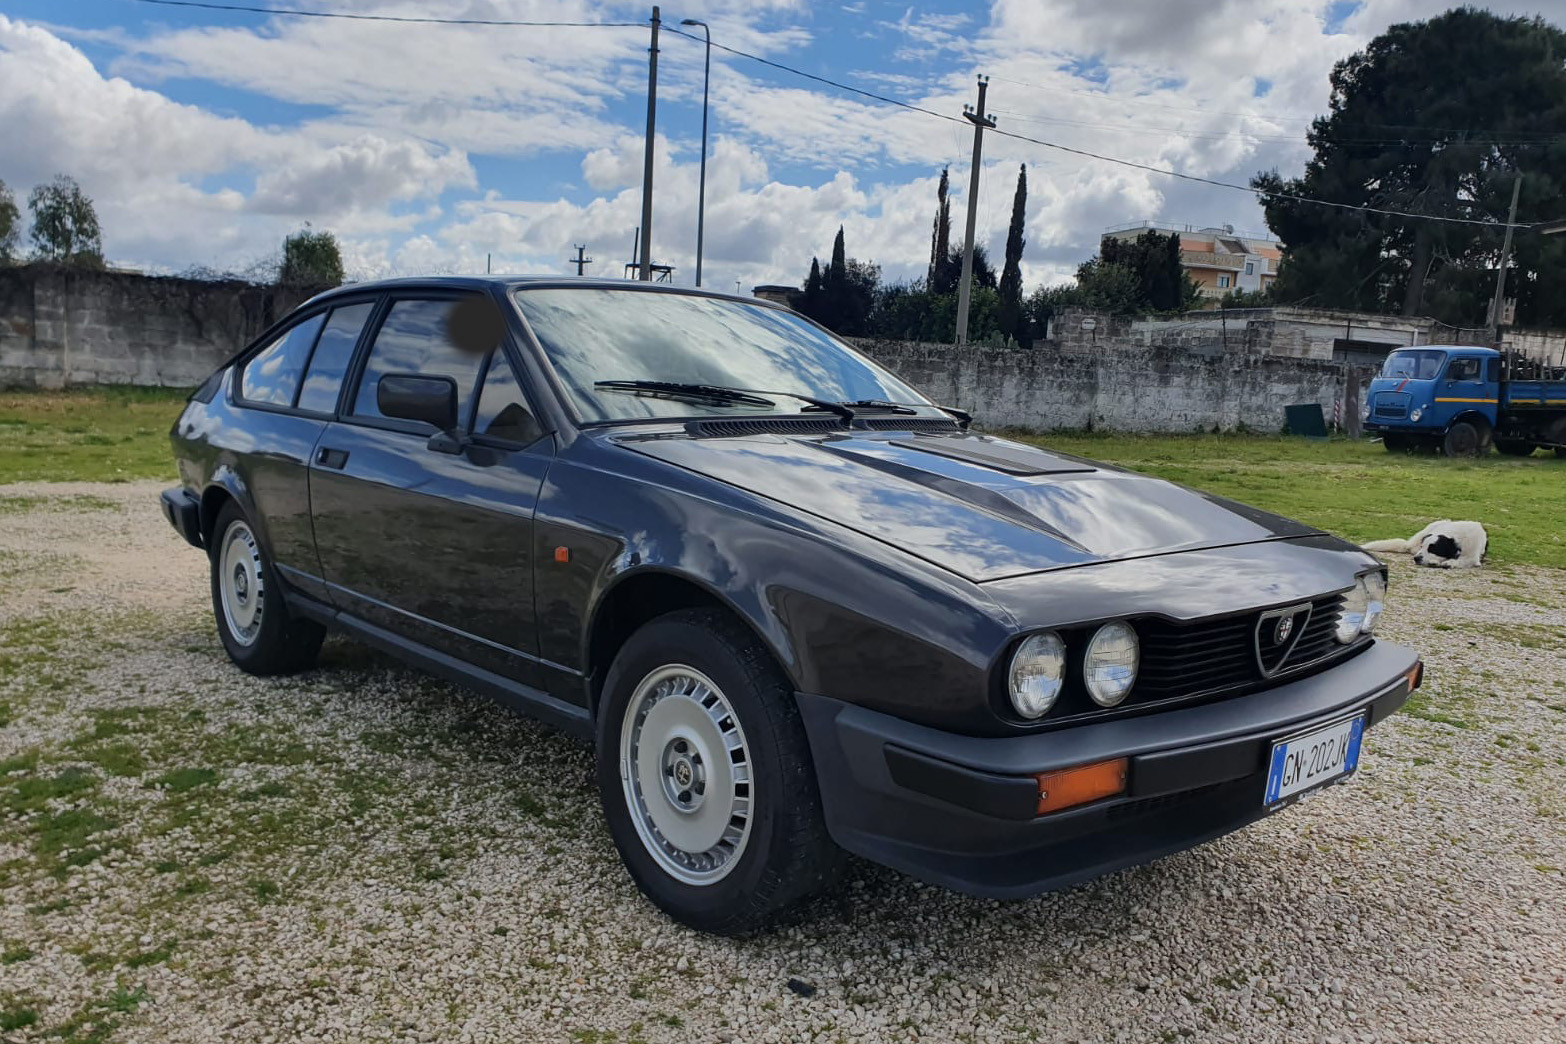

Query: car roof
left=1392, top=344, right=1499, bottom=355
left=299, top=276, right=771, bottom=311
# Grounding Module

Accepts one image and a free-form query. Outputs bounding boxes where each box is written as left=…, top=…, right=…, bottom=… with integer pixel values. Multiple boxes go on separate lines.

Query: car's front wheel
left=209, top=501, right=324, bottom=675
left=595, top=609, right=840, bottom=934
left=1443, top=420, right=1491, bottom=458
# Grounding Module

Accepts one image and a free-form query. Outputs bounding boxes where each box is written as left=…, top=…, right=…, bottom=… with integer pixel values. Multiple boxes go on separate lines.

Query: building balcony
left=1180, top=250, right=1244, bottom=271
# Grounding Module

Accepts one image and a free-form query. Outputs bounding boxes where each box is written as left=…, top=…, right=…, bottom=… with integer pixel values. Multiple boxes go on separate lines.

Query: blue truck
left=1365, top=345, right=1566, bottom=458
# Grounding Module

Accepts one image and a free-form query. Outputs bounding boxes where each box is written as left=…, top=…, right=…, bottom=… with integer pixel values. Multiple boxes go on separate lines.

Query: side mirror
left=378, top=373, right=458, bottom=432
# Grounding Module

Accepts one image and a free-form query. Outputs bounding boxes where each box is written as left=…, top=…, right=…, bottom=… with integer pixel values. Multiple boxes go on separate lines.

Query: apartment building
left=1103, top=221, right=1282, bottom=303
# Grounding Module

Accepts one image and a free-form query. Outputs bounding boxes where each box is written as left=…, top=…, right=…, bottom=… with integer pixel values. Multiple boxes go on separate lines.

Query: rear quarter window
left=241, top=314, right=325, bottom=406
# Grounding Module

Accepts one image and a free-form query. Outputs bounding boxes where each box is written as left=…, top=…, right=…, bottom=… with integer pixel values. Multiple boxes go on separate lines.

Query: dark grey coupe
left=162, top=277, right=1421, bottom=933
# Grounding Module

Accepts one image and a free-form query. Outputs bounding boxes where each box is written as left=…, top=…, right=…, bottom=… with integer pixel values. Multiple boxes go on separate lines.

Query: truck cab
left=1366, top=346, right=1501, bottom=456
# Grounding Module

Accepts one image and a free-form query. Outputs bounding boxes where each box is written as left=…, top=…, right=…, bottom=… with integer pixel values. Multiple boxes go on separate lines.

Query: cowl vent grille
left=856, top=417, right=962, bottom=432
left=685, top=418, right=842, bottom=438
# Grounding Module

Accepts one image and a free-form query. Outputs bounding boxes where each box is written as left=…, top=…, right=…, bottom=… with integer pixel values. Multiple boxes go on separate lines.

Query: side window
left=1448, top=357, right=1481, bottom=381
left=241, top=314, right=325, bottom=406
left=473, top=353, right=543, bottom=445
left=351, top=298, right=486, bottom=423
left=296, top=302, right=376, bottom=414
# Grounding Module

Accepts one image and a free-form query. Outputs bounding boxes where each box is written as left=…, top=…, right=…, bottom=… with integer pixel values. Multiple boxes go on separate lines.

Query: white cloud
left=7, top=0, right=1564, bottom=292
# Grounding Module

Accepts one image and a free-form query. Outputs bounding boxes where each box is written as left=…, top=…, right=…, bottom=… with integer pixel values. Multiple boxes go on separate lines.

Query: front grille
left=1135, top=593, right=1346, bottom=701
left=1373, top=402, right=1408, bottom=418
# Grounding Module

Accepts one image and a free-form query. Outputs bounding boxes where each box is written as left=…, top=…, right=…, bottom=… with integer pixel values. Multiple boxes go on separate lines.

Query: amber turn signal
left=1035, top=757, right=1129, bottom=816
left=1405, top=661, right=1423, bottom=692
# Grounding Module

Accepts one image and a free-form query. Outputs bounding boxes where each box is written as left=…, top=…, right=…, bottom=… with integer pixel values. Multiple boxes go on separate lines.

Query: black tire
left=1557, top=447, right=1566, bottom=460
left=595, top=608, right=841, bottom=934
left=1495, top=439, right=1537, bottom=457
left=1382, top=433, right=1411, bottom=453
left=1442, top=420, right=1491, bottom=458
left=208, top=501, right=324, bottom=675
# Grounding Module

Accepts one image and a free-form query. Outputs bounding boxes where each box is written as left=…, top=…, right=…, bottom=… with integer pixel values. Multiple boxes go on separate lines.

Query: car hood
left=619, top=428, right=1324, bottom=582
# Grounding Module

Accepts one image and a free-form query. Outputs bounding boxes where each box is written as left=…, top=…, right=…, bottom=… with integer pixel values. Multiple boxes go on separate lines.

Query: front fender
left=534, top=444, right=1019, bottom=734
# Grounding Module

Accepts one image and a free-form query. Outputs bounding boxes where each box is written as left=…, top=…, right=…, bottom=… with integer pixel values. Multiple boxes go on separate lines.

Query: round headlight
left=1335, top=578, right=1369, bottom=644
left=1361, top=573, right=1386, bottom=634
left=1410, top=407, right=1423, bottom=422
left=1084, top=622, right=1139, bottom=708
left=1008, top=632, right=1066, bottom=719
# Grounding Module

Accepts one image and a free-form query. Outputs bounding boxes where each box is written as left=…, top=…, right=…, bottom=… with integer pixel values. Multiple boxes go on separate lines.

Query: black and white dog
left=1363, top=520, right=1488, bottom=569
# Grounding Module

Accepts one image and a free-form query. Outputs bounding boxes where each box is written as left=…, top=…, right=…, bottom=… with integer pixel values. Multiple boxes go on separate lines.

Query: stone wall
left=855, top=336, right=1366, bottom=433
left=0, top=264, right=318, bottom=389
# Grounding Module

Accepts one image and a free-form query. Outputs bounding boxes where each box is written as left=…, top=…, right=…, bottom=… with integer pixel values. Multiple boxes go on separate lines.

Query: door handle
left=316, top=447, right=349, bottom=469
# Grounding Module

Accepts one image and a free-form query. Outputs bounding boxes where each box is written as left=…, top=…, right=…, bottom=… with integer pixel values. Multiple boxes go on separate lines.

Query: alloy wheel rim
left=619, top=664, right=752, bottom=886
left=219, top=521, right=264, bottom=646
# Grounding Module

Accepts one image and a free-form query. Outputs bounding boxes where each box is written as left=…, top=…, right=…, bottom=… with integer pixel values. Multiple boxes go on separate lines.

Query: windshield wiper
left=594, top=380, right=857, bottom=422
left=594, top=380, right=777, bottom=409
left=805, top=398, right=973, bottom=428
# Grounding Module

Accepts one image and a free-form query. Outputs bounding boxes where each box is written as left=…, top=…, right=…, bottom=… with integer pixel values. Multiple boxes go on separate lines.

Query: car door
left=308, top=292, right=552, bottom=686
left=228, top=298, right=377, bottom=602
left=1439, top=354, right=1488, bottom=406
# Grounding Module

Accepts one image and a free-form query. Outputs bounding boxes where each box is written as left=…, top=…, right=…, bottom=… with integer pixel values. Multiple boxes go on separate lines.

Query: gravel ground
left=1, top=480, right=1563, bottom=1044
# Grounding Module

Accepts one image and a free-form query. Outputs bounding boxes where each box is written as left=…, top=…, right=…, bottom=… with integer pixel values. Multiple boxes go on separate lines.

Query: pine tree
left=998, top=165, right=1028, bottom=345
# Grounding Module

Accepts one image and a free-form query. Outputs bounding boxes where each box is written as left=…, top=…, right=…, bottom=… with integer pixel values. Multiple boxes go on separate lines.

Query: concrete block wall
left=0, top=264, right=319, bottom=389
left=855, top=337, right=1352, bottom=434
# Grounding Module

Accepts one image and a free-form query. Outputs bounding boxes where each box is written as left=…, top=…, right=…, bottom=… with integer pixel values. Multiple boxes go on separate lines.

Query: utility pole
left=637, top=6, right=661, bottom=281
left=680, top=19, right=711, bottom=287
left=1488, top=174, right=1522, bottom=346
left=567, top=245, right=593, bottom=276
left=954, top=76, right=995, bottom=346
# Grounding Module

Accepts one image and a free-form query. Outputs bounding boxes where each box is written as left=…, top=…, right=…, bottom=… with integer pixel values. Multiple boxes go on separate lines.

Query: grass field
left=2, top=387, right=1562, bottom=568
left=0, top=387, right=188, bottom=484
left=1016, top=431, right=1566, bottom=570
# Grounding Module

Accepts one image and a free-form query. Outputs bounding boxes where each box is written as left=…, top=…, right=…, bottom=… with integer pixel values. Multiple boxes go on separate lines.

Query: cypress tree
left=929, top=168, right=950, bottom=287
left=998, top=165, right=1027, bottom=344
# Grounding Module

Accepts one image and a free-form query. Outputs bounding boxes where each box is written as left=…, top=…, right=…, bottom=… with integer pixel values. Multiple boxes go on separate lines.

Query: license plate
left=1264, top=715, right=1365, bottom=807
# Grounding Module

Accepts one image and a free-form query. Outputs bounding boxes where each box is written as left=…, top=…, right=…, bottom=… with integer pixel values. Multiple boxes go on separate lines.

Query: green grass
left=1015, top=431, right=1566, bottom=570
left=0, top=386, right=188, bottom=483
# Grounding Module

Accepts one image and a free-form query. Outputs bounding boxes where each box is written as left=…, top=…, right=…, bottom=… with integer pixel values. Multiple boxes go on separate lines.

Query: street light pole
left=681, top=18, right=711, bottom=288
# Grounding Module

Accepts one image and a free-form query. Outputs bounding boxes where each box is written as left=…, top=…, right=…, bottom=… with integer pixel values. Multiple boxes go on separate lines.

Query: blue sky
left=1, top=0, right=1545, bottom=290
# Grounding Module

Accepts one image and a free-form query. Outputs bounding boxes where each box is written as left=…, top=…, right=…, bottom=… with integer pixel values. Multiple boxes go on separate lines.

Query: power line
left=122, top=0, right=644, bottom=28
left=986, top=72, right=1566, bottom=140
left=988, top=107, right=1566, bottom=149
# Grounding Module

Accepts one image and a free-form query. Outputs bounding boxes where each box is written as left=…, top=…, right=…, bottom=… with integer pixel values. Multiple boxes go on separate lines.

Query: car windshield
left=512, top=287, right=931, bottom=423
left=1380, top=349, right=1447, bottom=380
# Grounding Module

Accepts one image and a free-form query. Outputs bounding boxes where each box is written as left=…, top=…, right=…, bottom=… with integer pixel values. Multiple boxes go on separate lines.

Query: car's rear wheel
left=1495, top=439, right=1537, bottom=457
left=595, top=609, right=840, bottom=934
left=209, top=501, right=324, bottom=675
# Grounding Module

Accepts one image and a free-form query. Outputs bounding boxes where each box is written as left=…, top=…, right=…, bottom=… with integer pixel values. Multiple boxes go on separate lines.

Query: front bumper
left=160, top=487, right=203, bottom=549
left=798, top=640, right=1420, bottom=899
